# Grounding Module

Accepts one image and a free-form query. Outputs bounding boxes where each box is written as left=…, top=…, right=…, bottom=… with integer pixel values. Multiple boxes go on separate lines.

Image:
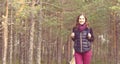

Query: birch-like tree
left=28, top=0, right=35, bottom=64
left=2, top=0, right=8, bottom=64
left=36, top=0, right=42, bottom=64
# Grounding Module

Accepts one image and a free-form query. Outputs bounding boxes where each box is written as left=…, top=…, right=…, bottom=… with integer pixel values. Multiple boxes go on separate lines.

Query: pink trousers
left=74, top=50, right=92, bottom=64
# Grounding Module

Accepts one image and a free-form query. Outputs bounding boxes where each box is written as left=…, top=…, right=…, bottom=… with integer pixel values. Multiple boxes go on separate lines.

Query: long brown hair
left=75, top=14, right=89, bottom=28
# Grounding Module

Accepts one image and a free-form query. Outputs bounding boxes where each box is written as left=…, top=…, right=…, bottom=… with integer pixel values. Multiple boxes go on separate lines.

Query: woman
left=71, top=14, right=94, bottom=64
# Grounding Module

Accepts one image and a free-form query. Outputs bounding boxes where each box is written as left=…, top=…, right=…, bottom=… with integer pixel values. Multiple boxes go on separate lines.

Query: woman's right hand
left=71, top=32, right=75, bottom=38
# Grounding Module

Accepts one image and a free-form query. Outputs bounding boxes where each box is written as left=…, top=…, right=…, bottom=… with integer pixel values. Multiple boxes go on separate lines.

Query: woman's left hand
left=88, top=33, right=91, bottom=39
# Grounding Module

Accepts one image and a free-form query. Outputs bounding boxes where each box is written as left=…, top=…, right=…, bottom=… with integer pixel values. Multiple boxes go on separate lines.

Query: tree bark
left=28, top=0, right=35, bottom=64
left=9, top=4, right=13, bottom=64
left=36, top=0, right=42, bottom=64
left=2, top=0, right=8, bottom=64
left=57, top=0, right=64, bottom=64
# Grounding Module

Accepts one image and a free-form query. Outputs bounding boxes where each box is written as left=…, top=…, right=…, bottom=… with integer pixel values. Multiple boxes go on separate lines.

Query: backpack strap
left=87, top=27, right=91, bottom=34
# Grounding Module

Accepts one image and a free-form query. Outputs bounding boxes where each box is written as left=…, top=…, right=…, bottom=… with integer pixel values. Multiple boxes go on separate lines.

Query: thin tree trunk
left=36, top=0, right=42, bottom=64
left=28, top=0, right=35, bottom=64
left=116, top=14, right=120, bottom=64
left=24, top=19, right=28, bottom=64
left=28, top=17, right=35, bottom=64
left=13, top=32, right=18, bottom=64
left=113, top=12, right=117, bottom=64
left=0, top=20, right=3, bottom=62
left=19, top=33, right=24, bottom=64
left=57, top=0, right=64, bottom=64
left=2, top=0, right=8, bottom=64
left=9, top=5, right=13, bottom=64
left=49, top=27, right=52, bottom=64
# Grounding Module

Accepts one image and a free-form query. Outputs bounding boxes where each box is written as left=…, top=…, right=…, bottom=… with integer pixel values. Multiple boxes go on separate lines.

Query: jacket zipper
left=80, top=33, right=82, bottom=52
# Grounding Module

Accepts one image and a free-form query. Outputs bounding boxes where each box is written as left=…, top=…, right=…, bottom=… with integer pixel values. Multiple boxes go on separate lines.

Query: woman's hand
left=88, top=33, right=91, bottom=39
left=71, top=32, right=75, bottom=38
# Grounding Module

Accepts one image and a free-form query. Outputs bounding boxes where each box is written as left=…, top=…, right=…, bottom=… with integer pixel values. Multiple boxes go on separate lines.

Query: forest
left=0, top=0, right=120, bottom=64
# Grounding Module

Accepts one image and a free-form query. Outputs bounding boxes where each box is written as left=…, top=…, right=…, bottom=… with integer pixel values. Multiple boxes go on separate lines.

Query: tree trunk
left=57, top=0, right=64, bottom=64
left=13, top=32, right=18, bottom=64
left=36, top=0, right=42, bottom=64
left=2, top=0, right=8, bottom=64
left=28, top=0, right=35, bottom=64
left=112, top=12, right=117, bottom=64
left=9, top=5, right=13, bottom=64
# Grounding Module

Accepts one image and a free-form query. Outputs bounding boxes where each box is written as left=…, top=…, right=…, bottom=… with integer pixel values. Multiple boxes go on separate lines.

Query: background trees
left=0, top=0, right=120, bottom=64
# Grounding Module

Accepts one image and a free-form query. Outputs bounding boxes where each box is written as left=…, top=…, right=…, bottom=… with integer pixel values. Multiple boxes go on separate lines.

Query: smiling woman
left=71, top=14, right=94, bottom=64
left=79, top=15, right=86, bottom=25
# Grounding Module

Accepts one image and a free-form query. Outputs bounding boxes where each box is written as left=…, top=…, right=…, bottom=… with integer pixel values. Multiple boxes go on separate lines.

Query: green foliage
left=11, top=0, right=42, bottom=34
left=12, top=0, right=41, bottom=19
left=43, top=17, right=61, bottom=27
left=109, top=1, right=120, bottom=15
left=109, top=5, right=120, bottom=10
left=42, top=0, right=115, bottom=37
left=118, top=0, right=120, bottom=2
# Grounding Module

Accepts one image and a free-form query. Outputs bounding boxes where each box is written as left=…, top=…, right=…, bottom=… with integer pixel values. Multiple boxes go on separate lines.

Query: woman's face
left=79, top=15, right=86, bottom=25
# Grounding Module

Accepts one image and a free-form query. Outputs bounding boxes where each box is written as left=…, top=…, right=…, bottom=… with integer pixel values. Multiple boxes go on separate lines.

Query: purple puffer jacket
left=72, top=27, right=94, bottom=53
